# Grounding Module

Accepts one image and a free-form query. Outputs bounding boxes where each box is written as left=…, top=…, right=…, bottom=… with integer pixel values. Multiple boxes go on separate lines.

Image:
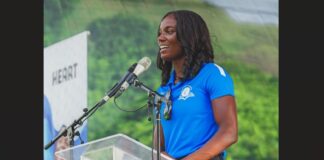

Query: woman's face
left=158, top=14, right=183, bottom=61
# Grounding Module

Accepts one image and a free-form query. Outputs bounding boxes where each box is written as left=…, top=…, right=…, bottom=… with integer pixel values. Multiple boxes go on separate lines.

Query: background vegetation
left=44, top=0, right=278, bottom=159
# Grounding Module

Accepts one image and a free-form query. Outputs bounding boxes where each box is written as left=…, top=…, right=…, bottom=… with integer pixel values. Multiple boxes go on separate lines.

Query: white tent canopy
left=205, top=0, right=278, bottom=25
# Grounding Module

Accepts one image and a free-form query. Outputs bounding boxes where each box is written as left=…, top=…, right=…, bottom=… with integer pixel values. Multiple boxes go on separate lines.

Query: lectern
left=55, top=133, right=173, bottom=160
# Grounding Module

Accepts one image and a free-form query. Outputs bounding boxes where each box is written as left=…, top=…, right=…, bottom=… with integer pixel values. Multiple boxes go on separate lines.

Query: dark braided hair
left=156, top=10, right=214, bottom=86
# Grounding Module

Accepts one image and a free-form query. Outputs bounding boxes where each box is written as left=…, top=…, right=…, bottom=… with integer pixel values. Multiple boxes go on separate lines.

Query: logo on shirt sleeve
left=178, top=85, right=195, bottom=100
left=214, top=64, right=226, bottom=77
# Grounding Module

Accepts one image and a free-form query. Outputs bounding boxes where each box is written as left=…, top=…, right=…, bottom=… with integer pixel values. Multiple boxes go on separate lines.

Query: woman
left=155, top=10, right=238, bottom=160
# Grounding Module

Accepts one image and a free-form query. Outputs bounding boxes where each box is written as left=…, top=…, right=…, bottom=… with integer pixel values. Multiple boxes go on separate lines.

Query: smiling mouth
left=160, top=45, right=169, bottom=53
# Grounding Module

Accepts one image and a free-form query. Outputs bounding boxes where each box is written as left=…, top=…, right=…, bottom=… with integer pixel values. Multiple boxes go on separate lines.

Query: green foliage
left=44, top=0, right=80, bottom=46
left=86, top=14, right=160, bottom=146
left=87, top=14, right=156, bottom=59
left=44, top=0, right=79, bottom=25
left=222, top=60, right=278, bottom=160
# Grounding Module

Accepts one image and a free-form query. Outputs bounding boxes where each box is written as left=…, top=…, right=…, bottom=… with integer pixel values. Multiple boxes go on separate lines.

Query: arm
left=182, top=95, right=238, bottom=160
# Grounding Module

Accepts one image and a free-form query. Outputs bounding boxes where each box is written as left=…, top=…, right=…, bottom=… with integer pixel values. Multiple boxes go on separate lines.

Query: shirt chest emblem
left=178, top=85, right=195, bottom=100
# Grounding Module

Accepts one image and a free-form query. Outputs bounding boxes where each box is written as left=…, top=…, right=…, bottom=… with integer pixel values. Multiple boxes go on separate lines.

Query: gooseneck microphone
left=103, top=57, right=152, bottom=101
left=115, top=57, right=152, bottom=98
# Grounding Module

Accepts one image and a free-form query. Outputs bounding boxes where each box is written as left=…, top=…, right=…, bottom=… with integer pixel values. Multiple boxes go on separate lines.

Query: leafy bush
left=222, top=60, right=278, bottom=160
left=44, top=0, right=80, bottom=46
left=86, top=14, right=161, bottom=144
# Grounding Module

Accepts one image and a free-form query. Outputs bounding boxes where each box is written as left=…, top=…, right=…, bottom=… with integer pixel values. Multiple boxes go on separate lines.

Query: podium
left=55, top=133, right=173, bottom=160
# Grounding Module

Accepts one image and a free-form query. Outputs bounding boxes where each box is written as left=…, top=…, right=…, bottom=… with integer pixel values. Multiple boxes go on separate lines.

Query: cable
left=84, top=103, right=101, bottom=120
left=114, top=93, right=156, bottom=158
left=79, top=100, right=105, bottom=126
left=113, top=96, right=147, bottom=112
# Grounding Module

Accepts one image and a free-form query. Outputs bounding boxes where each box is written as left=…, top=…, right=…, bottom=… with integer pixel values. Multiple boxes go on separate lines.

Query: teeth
left=160, top=45, right=168, bottom=49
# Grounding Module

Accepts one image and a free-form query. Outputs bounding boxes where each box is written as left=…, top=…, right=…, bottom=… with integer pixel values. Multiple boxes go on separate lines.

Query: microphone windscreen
left=133, top=57, right=151, bottom=76
left=138, top=57, right=151, bottom=71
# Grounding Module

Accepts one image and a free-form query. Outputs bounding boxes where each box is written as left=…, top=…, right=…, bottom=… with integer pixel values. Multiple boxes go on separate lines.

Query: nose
left=157, top=33, right=166, bottom=43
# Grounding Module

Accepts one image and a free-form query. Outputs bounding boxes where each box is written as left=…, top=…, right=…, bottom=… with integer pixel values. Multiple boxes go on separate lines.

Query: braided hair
left=156, top=10, right=215, bottom=85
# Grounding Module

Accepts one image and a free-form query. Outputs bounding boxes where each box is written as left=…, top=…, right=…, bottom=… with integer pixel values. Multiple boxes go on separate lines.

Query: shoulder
left=199, top=63, right=230, bottom=79
left=201, top=63, right=235, bottom=99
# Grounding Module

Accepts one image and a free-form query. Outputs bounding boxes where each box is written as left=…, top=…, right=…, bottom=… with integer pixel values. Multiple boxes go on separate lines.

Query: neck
left=172, top=56, right=185, bottom=79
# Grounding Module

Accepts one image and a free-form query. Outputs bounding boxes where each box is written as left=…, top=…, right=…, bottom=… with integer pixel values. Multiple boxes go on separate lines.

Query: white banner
left=44, top=31, right=89, bottom=159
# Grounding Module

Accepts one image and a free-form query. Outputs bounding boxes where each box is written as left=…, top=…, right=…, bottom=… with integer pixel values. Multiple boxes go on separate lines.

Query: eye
left=166, top=29, right=175, bottom=35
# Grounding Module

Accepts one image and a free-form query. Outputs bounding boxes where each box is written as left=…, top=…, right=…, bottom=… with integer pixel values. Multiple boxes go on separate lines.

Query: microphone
left=109, top=57, right=152, bottom=99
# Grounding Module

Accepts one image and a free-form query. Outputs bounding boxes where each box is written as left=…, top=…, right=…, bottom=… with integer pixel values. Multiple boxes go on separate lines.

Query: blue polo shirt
left=157, top=63, right=234, bottom=159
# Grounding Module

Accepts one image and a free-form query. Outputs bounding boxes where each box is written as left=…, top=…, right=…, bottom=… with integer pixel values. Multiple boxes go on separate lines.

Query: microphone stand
left=44, top=62, right=141, bottom=159
left=44, top=81, right=122, bottom=151
left=133, top=79, right=171, bottom=160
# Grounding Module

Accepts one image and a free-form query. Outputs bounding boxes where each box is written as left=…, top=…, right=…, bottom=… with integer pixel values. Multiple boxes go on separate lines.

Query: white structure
left=205, top=0, right=278, bottom=25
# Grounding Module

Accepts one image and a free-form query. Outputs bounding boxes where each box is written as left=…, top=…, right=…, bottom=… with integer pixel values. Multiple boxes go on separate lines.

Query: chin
left=160, top=54, right=172, bottom=61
